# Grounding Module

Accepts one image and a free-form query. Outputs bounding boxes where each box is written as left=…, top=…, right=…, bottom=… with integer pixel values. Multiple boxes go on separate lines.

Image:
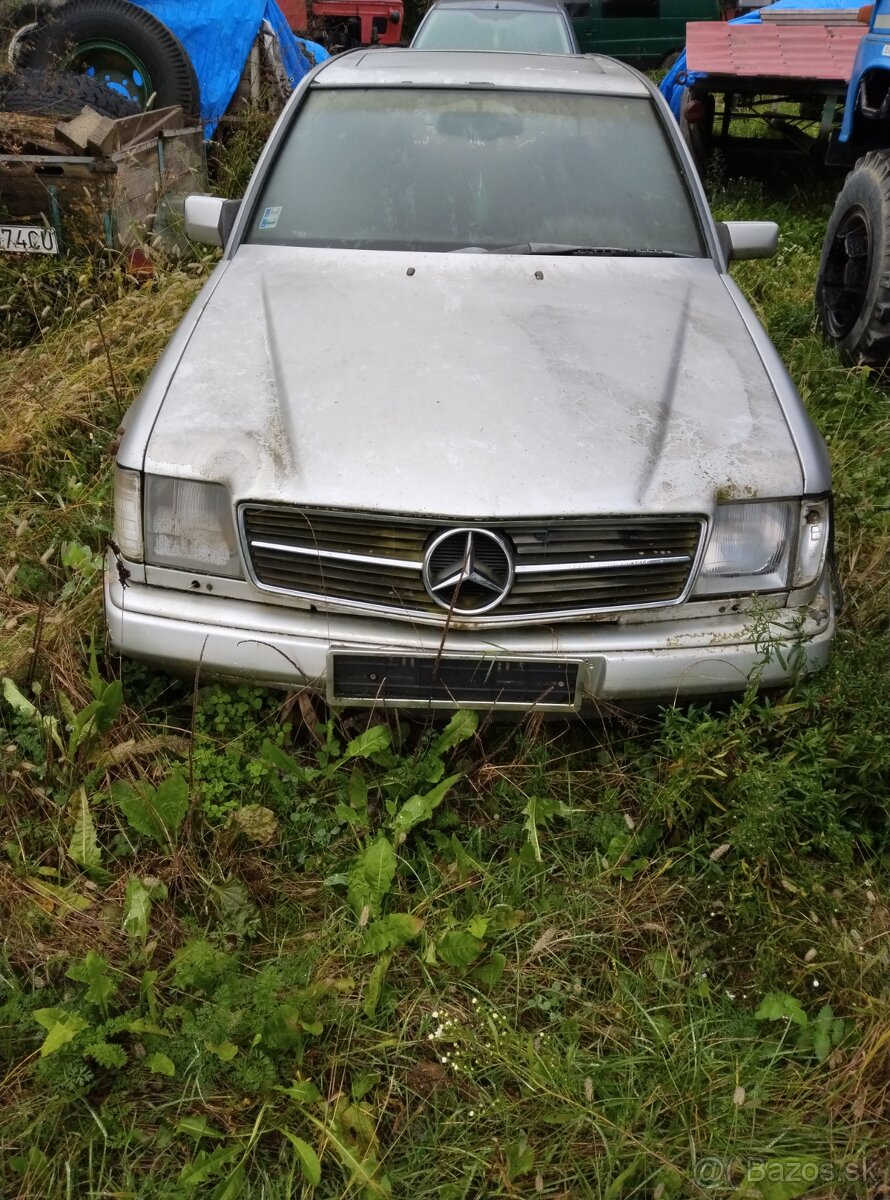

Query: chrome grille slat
left=241, top=506, right=704, bottom=623
left=514, top=555, right=690, bottom=575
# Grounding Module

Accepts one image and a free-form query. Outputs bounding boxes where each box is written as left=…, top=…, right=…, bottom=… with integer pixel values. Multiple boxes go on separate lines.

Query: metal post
left=47, top=184, right=62, bottom=251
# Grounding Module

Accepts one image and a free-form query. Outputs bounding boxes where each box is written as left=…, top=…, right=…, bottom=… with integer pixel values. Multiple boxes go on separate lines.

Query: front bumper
left=104, top=561, right=835, bottom=709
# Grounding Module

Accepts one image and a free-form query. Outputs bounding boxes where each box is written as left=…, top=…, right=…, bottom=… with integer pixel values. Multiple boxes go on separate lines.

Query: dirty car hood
left=144, top=246, right=803, bottom=515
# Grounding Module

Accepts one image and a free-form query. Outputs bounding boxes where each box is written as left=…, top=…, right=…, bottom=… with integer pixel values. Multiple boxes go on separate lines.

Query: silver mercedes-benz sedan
left=105, top=49, right=836, bottom=712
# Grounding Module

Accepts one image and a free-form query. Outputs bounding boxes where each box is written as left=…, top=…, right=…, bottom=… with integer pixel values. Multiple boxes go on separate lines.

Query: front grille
left=240, top=506, right=704, bottom=624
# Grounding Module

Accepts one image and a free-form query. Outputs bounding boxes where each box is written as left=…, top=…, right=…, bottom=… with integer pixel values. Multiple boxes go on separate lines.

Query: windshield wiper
left=522, top=243, right=695, bottom=257
left=449, top=244, right=695, bottom=257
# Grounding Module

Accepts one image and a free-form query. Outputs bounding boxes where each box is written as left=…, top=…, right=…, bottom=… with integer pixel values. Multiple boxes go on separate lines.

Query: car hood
left=144, top=246, right=803, bottom=516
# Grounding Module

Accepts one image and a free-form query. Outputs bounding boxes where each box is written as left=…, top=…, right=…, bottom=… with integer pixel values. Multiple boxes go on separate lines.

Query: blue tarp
left=131, top=0, right=329, bottom=135
left=660, top=0, right=855, bottom=119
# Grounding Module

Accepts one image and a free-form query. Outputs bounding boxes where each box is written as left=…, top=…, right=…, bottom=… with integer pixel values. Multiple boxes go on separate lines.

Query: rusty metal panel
left=686, top=20, right=865, bottom=80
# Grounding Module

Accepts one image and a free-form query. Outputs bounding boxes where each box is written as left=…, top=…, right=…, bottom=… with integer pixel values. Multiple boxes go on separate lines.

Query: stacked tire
left=0, top=66, right=139, bottom=117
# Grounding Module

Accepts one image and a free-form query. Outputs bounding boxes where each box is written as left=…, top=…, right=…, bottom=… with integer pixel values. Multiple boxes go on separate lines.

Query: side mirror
left=184, top=194, right=241, bottom=248
left=716, top=220, right=779, bottom=261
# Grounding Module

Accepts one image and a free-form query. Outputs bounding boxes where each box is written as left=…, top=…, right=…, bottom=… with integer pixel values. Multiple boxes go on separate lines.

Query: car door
left=597, top=0, right=665, bottom=64
left=566, top=0, right=601, bottom=55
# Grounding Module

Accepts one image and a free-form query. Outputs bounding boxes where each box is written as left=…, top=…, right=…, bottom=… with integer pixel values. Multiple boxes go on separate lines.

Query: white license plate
left=0, top=224, right=59, bottom=255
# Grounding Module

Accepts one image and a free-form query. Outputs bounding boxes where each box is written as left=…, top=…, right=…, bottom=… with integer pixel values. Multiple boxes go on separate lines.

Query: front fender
left=840, top=34, right=890, bottom=142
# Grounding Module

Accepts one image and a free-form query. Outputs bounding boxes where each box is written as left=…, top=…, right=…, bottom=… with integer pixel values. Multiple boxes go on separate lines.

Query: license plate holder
left=329, top=653, right=580, bottom=709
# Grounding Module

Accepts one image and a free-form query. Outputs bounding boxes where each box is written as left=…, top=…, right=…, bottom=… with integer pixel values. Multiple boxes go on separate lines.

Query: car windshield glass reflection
left=413, top=10, right=574, bottom=52
left=246, top=88, right=704, bottom=255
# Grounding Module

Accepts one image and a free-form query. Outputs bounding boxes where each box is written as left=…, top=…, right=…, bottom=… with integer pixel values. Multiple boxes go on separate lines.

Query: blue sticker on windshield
left=259, top=206, right=282, bottom=230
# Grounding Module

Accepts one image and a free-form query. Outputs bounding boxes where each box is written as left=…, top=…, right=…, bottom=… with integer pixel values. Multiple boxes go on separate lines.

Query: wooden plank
left=110, top=125, right=203, bottom=167
left=96, top=105, right=185, bottom=155
left=108, top=137, right=159, bottom=249
left=0, top=154, right=111, bottom=168
left=760, top=7, right=861, bottom=22
left=158, top=130, right=206, bottom=190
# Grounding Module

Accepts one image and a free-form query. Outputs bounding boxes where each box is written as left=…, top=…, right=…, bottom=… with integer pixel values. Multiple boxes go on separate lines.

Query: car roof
left=313, top=49, right=650, bottom=96
left=420, top=0, right=570, bottom=12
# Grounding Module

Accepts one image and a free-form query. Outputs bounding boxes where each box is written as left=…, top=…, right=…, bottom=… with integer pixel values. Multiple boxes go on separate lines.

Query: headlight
left=143, top=476, right=242, bottom=578
left=693, top=500, right=795, bottom=597
left=113, top=466, right=143, bottom=562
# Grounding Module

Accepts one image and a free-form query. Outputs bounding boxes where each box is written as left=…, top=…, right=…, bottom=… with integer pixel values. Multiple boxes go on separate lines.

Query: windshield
left=412, top=9, right=574, bottom=52
left=246, top=88, right=705, bottom=256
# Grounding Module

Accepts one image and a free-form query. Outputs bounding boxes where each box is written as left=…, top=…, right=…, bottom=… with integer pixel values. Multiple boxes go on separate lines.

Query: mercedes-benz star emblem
left=422, top=528, right=514, bottom=615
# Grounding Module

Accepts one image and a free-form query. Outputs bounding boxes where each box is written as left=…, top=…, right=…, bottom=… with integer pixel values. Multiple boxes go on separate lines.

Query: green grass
left=0, top=174, right=888, bottom=1199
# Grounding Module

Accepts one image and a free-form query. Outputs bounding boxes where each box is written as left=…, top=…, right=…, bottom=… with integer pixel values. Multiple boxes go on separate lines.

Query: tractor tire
left=17, top=0, right=200, bottom=118
left=0, top=67, right=138, bottom=118
left=816, top=149, right=890, bottom=372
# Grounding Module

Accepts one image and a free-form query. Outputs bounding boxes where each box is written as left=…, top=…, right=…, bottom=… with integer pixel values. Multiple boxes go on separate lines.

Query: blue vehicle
left=817, top=0, right=890, bottom=368
left=659, top=0, right=890, bottom=369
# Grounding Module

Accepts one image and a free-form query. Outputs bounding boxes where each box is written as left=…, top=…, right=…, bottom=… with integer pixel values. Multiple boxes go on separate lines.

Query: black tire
left=0, top=66, right=138, bottom=117
left=816, top=150, right=890, bottom=372
left=18, top=0, right=200, bottom=118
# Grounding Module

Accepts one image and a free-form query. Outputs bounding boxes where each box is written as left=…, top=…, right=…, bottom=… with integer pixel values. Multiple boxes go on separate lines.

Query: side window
left=602, top=0, right=659, bottom=15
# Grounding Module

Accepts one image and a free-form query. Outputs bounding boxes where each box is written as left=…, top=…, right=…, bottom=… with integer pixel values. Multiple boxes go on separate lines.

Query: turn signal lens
left=113, top=466, right=143, bottom=562
left=793, top=499, right=831, bottom=588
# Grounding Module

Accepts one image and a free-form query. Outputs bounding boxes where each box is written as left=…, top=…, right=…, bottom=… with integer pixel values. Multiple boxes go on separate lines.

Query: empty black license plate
left=330, top=654, right=579, bottom=707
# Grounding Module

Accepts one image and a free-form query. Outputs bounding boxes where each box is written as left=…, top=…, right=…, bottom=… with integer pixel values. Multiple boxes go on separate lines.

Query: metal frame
left=688, top=76, right=846, bottom=155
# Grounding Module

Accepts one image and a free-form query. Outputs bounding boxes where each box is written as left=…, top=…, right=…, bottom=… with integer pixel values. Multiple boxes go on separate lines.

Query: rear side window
left=246, top=87, right=705, bottom=256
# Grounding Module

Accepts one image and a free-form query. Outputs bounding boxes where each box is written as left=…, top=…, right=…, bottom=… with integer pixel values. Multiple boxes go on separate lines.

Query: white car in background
left=411, top=0, right=580, bottom=54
